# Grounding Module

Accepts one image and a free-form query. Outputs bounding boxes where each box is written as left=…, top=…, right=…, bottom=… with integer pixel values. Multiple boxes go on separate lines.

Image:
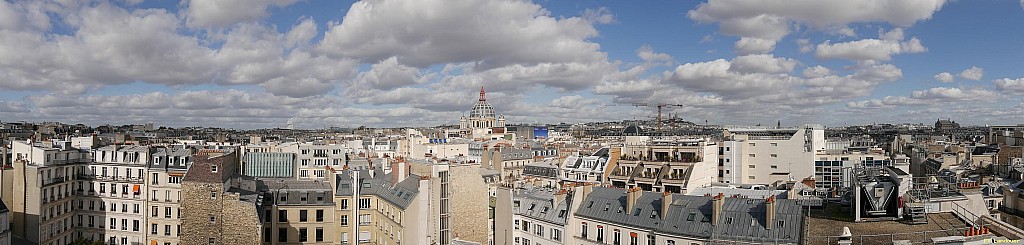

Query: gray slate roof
left=575, top=187, right=803, bottom=243
left=514, top=187, right=570, bottom=225
left=335, top=169, right=421, bottom=209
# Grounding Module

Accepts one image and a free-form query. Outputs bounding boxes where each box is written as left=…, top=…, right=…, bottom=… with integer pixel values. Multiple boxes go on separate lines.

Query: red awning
left=133, top=185, right=140, bottom=193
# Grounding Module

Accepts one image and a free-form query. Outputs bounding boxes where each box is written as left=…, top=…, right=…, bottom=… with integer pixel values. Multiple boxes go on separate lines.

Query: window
left=210, top=216, right=216, bottom=224
left=165, top=207, right=172, bottom=218
left=210, top=165, right=217, bottom=173
left=316, top=228, right=324, bottom=242
left=151, top=224, right=158, bottom=235
left=770, top=154, right=778, bottom=158
left=165, top=225, right=171, bottom=236
left=630, top=235, right=638, bottom=245
left=264, top=228, right=271, bottom=243
left=209, top=238, right=215, bottom=245
left=359, top=198, right=371, bottom=209
left=210, top=192, right=217, bottom=199
left=535, top=224, right=543, bottom=236
left=279, top=228, right=288, bottom=242
left=132, top=219, right=139, bottom=231
left=770, top=142, right=778, bottom=146
left=316, top=209, right=324, bottom=222
left=667, top=241, right=675, bottom=245
left=152, top=173, right=159, bottom=184
left=299, top=228, right=308, bottom=242
left=597, top=226, right=604, bottom=242
left=279, top=210, right=288, bottom=222
left=581, top=223, right=588, bottom=238
left=340, top=215, right=348, bottom=226
left=551, top=228, right=562, bottom=242
left=749, top=154, right=755, bottom=157
left=341, top=199, right=349, bottom=210
left=613, top=229, right=621, bottom=245
left=152, top=206, right=158, bottom=217
left=300, top=210, right=308, bottom=222
left=647, top=234, right=655, bottom=245
left=359, top=214, right=370, bottom=225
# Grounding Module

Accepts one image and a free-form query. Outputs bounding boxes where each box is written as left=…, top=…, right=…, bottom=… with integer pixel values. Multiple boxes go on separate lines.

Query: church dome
left=469, top=85, right=496, bottom=119
left=470, top=101, right=496, bottom=119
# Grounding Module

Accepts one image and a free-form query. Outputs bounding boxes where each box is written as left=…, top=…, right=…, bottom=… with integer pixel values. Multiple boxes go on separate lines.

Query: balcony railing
left=42, top=177, right=67, bottom=186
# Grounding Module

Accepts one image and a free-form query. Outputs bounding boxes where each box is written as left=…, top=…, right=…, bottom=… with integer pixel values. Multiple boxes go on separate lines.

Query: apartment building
left=334, top=168, right=429, bottom=245
left=567, top=186, right=804, bottom=244
left=719, top=125, right=825, bottom=185
left=561, top=148, right=612, bottom=185
left=509, top=187, right=569, bottom=245
left=287, top=143, right=348, bottom=180
left=84, top=145, right=151, bottom=245
left=610, top=138, right=717, bottom=194
left=146, top=146, right=193, bottom=245
left=3, top=140, right=90, bottom=245
left=263, top=179, right=336, bottom=245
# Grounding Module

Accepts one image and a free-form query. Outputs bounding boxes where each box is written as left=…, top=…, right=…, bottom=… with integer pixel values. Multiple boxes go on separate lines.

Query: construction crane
left=631, top=103, right=684, bottom=131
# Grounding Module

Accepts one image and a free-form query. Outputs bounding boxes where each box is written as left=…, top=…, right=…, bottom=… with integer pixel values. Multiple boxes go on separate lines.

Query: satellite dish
left=841, top=227, right=852, bottom=238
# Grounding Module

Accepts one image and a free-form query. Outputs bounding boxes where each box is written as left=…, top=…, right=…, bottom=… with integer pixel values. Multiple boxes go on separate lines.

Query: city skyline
left=1, top=0, right=1024, bottom=129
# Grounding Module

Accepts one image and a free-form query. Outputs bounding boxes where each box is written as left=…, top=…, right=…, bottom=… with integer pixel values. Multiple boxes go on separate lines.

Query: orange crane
left=631, top=103, right=684, bottom=131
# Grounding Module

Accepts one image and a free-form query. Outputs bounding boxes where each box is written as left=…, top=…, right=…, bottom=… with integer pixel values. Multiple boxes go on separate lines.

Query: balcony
left=42, top=177, right=67, bottom=186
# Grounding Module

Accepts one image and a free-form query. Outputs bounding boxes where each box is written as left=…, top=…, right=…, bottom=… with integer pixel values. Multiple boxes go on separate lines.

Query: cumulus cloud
left=815, top=37, right=926, bottom=61
left=636, top=45, right=673, bottom=67
left=582, top=7, right=615, bottom=24
left=689, top=0, right=946, bottom=57
left=995, top=78, right=1024, bottom=95
left=847, top=87, right=999, bottom=109
left=802, top=66, right=832, bottom=78
left=958, top=66, right=984, bottom=81
left=734, top=37, right=777, bottom=55
left=728, top=54, right=798, bottom=74
left=182, top=0, right=300, bottom=28
left=934, top=72, right=954, bottom=83
left=319, top=0, right=606, bottom=69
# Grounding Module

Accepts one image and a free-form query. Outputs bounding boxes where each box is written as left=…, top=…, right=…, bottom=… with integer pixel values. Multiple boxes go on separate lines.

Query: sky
left=1, top=0, right=1023, bottom=129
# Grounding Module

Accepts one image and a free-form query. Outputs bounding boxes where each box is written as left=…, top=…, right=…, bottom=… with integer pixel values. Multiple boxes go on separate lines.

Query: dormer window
left=211, top=165, right=218, bottom=173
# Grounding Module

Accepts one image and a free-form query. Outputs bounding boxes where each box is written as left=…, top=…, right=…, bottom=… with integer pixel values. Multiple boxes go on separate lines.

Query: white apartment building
left=283, top=143, right=348, bottom=180
left=719, top=125, right=825, bottom=185
left=84, top=145, right=151, bottom=245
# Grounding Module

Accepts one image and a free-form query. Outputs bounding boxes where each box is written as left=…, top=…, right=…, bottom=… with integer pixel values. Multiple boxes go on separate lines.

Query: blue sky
left=0, top=0, right=1022, bottom=128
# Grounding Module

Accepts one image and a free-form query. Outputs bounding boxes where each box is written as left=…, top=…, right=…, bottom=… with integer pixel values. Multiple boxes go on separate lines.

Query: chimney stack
left=554, top=189, right=568, bottom=205
left=626, top=187, right=642, bottom=212
left=660, top=192, right=672, bottom=220
left=581, top=183, right=593, bottom=199
left=765, top=195, right=776, bottom=230
left=712, top=192, right=724, bottom=225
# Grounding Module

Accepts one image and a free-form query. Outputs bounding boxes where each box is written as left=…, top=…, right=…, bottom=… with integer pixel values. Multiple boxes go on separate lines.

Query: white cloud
left=880, top=28, right=904, bottom=41
left=847, top=87, right=999, bottom=109
left=182, top=0, right=299, bottom=28
left=815, top=37, right=926, bottom=61
left=582, top=7, right=615, bottom=24
left=995, top=78, right=1024, bottom=94
left=796, top=39, right=814, bottom=53
left=688, top=0, right=946, bottom=47
left=958, top=66, right=984, bottom=81
left=802, top=66, right=832, bottom=78
left=636, top=45, right=673, bottom=66
left=934, top=72, right=954, bottom=83
left=729, top=54, right=797, bottom=74
left=734, top=37, right=777, bottom=55
left=319, top=0, right=605, bottom=69
left=353, top=57, right=423, bottom=91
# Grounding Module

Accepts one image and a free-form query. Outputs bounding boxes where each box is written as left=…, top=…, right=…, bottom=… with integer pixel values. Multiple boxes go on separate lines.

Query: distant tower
left=777, top=120, right=781, bottom=129
left=467, top=84, right=497, bottom=129
left=459, top=114, right=467, bottom=129
left=497, top=114, right=506, bottom=127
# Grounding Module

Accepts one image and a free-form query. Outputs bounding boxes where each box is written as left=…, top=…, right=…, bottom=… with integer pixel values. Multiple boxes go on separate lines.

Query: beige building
left=146, top=146, right=193, bottom=245
left=334, top=164, right=430, bottom=245
left=3, top=140, right=90, bottom=245
left=263, top=179, right=336, bottom=245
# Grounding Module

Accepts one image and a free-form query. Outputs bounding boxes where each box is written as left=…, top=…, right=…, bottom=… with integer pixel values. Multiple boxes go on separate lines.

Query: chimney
left=581, top=183, right=593, bottom=199
left=765, top=195, right=776, bottom=230
left=712, top=192, right=724, bottom=225
left=626, top=187, right=642, bottom=212
left=554, top=189, right=568, bottom=205
left=660, top=192, right=672, bottom=220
